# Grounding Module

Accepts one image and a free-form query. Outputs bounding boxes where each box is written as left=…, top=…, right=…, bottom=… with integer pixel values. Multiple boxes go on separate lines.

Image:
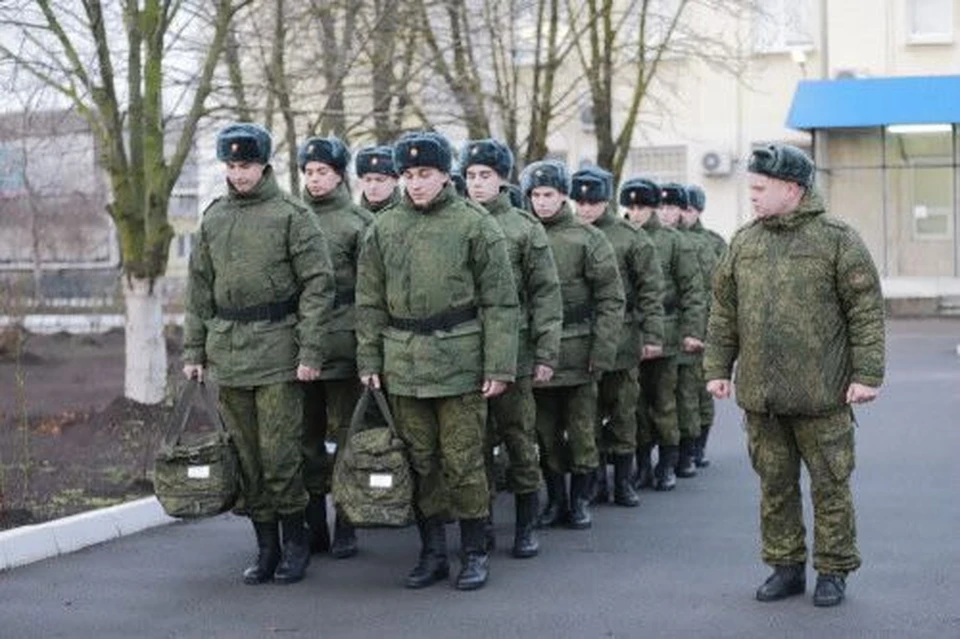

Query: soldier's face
left=658, top=205, right=682, bottom=227
left=530, top=187, right=565, bottom=219
left=303, top=161, right=342, bottom=197
left=750, top=173, right=802, bottom=218
left=360, top=173, right=398, bottom=203
left=575, top=200, right=606, bottom=224
left=225, top=161, right=266, bottom=194
left=679, top=207, right=700, bottom=227
left=465, top=165, right=502, bottom=203
left=403, top=166, right=447, bottom=207
left=626, top=205, right=654, bottom=226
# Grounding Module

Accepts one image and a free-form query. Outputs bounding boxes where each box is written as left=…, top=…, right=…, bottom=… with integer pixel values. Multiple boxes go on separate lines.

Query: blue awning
left=787, top=75, right=960, bottom=130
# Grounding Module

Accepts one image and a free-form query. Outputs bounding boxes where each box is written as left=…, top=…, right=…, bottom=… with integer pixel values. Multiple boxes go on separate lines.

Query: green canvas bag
left=154, top=380, right=240, bottom=519
left=332, top=387, right=415, bottom=528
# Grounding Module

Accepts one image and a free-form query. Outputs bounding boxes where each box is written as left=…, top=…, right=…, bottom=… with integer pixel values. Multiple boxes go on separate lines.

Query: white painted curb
left=0, top=496, right=175, bottom=572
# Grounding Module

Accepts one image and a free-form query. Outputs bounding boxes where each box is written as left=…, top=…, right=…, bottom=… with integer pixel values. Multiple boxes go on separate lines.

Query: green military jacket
left=640, top=215, right=707, bottom=357
left=361, top=187, right=401, bottom=214
left=356, top=184, right=519, bottom=398
left=303, top=183, right=375, bottom=379
left=703, top=188, right=886, bottom=416
left=483, top=192, right=563, bottom=377
left=538, top=203, right=625, bottom=387
left=184, top=167, right=335, bottom=386
left=593, top=205, right=665, bottom=371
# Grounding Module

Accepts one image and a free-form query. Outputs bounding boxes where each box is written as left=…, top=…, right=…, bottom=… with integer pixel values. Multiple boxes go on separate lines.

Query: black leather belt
left=388, top=305, right=478, bottom=334
left=216, top=298, right=297, bottom=323
left=562, top=303, right=593, bottom=326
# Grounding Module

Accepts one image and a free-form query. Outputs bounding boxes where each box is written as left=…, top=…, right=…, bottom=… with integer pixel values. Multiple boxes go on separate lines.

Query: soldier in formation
left=183, top=123, right=335, bottom=585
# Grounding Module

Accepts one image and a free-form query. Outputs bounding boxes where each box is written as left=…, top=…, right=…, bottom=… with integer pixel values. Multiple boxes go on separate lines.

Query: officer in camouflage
left=569, top=166, right=664, bottom=508
left=681, top=184, right=727, bottom=468
left=659, top=183, right=708, bottom=479
left=521, top=160, right=625, bottom=530
left=298, top=136, right=375, bottom=560
left=183, top=123, right=336, bottom=585
left=705, top=144, right=885, bottom=607
left=621, top=178, right=706, bottom=491
left=355, top=145, right=400, bottom=213
left=461, top=139, right=563, bottom=559
left=356, top=131, right=519, bottom=591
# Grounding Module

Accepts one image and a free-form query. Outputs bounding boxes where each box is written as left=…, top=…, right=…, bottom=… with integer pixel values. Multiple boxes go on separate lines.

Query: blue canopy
left=787, top=75, right=960, bottom=130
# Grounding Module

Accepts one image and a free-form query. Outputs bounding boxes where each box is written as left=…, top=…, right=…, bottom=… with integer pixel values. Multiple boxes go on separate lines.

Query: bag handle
left=346, top=386, right=398, bottom=438
left=160, top=379, right=227, bottom=453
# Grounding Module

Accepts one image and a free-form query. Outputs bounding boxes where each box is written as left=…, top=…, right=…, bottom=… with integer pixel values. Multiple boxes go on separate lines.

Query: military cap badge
left=630, top=191, right=637, bottom=201
left=231, top=142, right=239, bottom=153
left=410, top=147, right=419, bottom=158
left=371, top=157, right=379, bottom=166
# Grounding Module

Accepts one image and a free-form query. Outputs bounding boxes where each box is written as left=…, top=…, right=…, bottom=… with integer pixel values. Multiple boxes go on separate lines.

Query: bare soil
left=0, top=326, right=185, bottom=530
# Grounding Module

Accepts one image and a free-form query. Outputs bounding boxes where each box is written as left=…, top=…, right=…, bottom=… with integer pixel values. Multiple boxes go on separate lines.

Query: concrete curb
left=0, top=497, right=175, bottom=572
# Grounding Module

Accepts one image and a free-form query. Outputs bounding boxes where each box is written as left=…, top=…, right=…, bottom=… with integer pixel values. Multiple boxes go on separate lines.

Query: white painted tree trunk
left=123, top=277, right=167, bottom=404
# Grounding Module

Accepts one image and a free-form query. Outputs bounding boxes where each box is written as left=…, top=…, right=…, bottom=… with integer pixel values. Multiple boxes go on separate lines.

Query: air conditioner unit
left=701, top=151, right=733, bottom=177
left=834, top=68, right=869, bottom=80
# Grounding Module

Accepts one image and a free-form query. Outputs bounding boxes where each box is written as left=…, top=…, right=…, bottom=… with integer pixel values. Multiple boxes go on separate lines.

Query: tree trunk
left=123, top=277, right=167, bottom=404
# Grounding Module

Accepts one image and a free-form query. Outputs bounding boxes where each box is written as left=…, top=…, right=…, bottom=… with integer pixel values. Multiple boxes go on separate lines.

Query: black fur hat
left=355, top=145, right=397, bottom=177
left=216, top=123, right=272, bottom=164
left=298, top=136, right=350, bottom=174
left=393, top=131, right=453, bottom=174
left=660, top=182, right=689, bottom=209
left=519, top=160, right=570, bottom=196
left=460, top=139, right=514, bottom=178
left=570, top=166, right=613, bottom=203
left=748, top=144, right=815, bottom=188
left=619, top=178, right=661, bottom=208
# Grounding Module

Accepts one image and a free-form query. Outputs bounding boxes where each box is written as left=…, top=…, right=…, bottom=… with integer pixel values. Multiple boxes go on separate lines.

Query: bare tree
left=568, top=0, right=752, bottom=182
left=0, top=0, right=251, bottom=404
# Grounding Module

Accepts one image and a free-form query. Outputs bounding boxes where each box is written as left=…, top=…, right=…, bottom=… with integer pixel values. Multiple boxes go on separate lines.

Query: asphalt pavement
left=1, top=319, right=958, bottom=639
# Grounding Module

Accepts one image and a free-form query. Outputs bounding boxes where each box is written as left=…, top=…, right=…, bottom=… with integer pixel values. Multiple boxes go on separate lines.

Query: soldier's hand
left=641, top=344, right=663, bottom=360
left=682, top=337, right=704, bottom=353
left=846, top=382, right=879, bottom=404
left=482, top=379, right=508, bottom=399
left=297, top=364, right=321, bottom=381
left=706, top=379, right=731, bottom=399
left=533, top=364, right=554, bottom=383
left=361, top=373, right=381, bottom=389
left=182, top=364, right=204, bottom=383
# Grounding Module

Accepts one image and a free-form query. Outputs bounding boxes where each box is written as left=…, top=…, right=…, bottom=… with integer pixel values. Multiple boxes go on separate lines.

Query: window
left=752, top=0, right=814, bottom=53
left=0, top=146, right=26, bottom=197
left=907, top=0, right=954, bottom=43
left=627, top=145, right=687, bottom=184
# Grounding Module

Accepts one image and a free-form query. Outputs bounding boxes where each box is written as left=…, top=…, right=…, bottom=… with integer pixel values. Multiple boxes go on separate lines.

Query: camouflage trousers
left=676, top=356, right=703, bottom=439
left=597, top=368, right=639, bottom=455
left=219, top=382, right=308, bottom=522
left=636, top=356, right=680, bottom=447
left=746, top=410, right=860, bottom=575
left=534, top=382, right=600, bottom=475
left=301, top=378, right=363, bottom=496
left=486, top=376, right=543, bottom=495
left=389, top=392, right=490, bottom=521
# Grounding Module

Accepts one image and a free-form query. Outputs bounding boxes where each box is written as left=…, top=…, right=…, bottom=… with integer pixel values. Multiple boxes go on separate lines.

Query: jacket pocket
left=382, top=327, right=414, bottom=381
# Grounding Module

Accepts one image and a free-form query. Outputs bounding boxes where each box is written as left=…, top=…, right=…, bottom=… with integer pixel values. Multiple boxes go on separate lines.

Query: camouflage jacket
left=538, top=203, right=625, bottom=386
left=483, top=192, right=563, bottom=376
left=183, top=167, right=335, bottom=386
left=593, top=205, right=665, bottom=370
left=703, top=189, right=886, bottom=416
left=303, top=183, right=375, bottom=379
left=361, top=187, right=401, bottom=214
left=640, top=215, right=707, bottom=356
left=355, top=184, right=519, bottom=398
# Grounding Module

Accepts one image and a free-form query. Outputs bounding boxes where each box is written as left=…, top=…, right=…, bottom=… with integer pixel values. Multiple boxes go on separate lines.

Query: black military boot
left=812, top=573, right=846, bottom=607
left=456, top=518, right=490, bottom=590
left=537, top=471, right=569, bottom=528
left=756, top=564, right=806, bottom=602
left=274, top=513, right=311, bottom=584
left=676, top=438, right=698, bottom=479
left=304, top=494, right=330, bottom=555
left=591, top=457, right=610, bottom=505
left=568, top=472, right=593, bottom=530
left=330, top=507, right=358, bottom=559
left=483, top=497, right=496, bottom=551
left=406, top=516, right=449, bottom=589
left=242, top=519, right=281, bottom=585
left=655, top=445, right=678, bottom=491
left=633, top=444, right=655, bottom=490
left=694, top=429, right=711, bottom=468
left=512, top=492, right=539, bottom=559
left=612, top=453, right=640, bottom=507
